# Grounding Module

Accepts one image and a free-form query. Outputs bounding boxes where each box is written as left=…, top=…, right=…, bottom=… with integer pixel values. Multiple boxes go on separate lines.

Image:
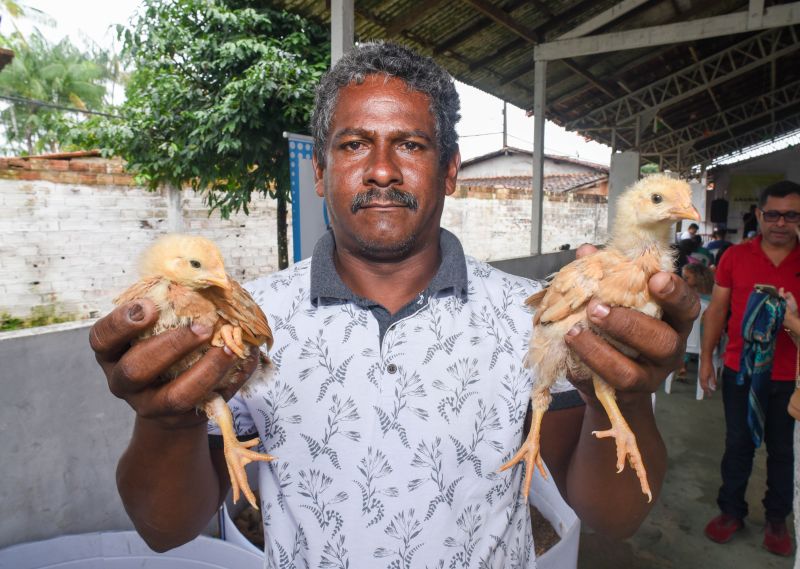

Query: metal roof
left=260, top=0, right=800, bottom=174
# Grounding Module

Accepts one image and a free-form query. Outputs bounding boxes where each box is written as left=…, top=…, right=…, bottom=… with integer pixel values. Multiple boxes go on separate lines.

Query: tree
left=86, top=0, right=330, bottom=269
left=0, top=29, right=110, bottom=155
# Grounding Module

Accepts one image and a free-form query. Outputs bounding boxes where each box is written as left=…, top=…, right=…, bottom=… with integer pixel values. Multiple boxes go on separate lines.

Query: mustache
left=350, top=188, right=419, bottom=213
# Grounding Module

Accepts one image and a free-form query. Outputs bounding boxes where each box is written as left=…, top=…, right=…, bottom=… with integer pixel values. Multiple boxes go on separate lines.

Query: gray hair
left=310, top=41, right=461, bottom=167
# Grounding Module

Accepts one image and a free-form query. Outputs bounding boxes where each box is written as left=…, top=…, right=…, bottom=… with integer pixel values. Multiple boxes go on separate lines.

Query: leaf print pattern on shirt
left=270, top=289, right=307, bottom=343
left=469, top=305, right=515, bottom=370
left=301, top=395, right=361, bottom=469
left=257, top=380, right=301, bottom=450
left=499, top=363, right=531, bottom=433
left=268, top=525, right=309, bottom=569
left=374, top=509, right=425, bottom=569
left=417, top=300, right=463, bottom=366
left=297, top=469, right=348, bottom=536
left=355, top=446, right=399, bottom=527
left=299, top=329, right=355, bottom=402
left=449, top=399, right=503, bottom=477
left=433, top=357, right=480, bottom=423
left=408, top=437, right=464, bottom=521
left=444, top=504, right=483, bottom=568
left=319, top=534, right=350, bottom=569
left=374, top=369, right=429, bottom=448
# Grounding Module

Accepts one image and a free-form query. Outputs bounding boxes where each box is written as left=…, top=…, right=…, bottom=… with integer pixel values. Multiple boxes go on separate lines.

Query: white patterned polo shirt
left=210, top=229, right=576, bottom=569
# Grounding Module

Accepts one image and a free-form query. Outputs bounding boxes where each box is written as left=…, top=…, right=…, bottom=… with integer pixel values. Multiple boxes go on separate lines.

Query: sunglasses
left=759, top=209, right=800, bottom=223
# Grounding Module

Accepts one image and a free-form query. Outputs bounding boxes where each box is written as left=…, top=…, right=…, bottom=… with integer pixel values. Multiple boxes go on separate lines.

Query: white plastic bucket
left=530, top=468, right=581, bottom=569
left=0, top=531, right=263, bottom=569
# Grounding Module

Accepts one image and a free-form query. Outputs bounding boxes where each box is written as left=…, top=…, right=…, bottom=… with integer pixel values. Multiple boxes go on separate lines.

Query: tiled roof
left=458, top=172, right=606, bottom=194
left=459, top=147, right=609, bottom=173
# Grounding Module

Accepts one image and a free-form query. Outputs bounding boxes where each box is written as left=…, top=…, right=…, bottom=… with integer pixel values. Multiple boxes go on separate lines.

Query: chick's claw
left=205, top=394, right=275, bottom=510
left=214, top=323, right=248, bottom=359
left=498, top=407, right=547, bottom=502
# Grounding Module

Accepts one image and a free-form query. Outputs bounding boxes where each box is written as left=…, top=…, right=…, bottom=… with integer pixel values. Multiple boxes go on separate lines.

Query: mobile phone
left=754, top=283, right=780, bottom=298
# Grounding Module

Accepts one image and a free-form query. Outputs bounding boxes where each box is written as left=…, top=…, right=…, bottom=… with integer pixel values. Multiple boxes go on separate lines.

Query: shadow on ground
left=578, top=364, right=794, bottom=569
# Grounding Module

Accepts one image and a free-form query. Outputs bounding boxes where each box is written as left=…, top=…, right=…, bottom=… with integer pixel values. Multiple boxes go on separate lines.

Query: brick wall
left=0, top=156, right=283, bottom=319
left=444, top=185, right=608, bottom=260
left=0, top=157, right=607, bottom=319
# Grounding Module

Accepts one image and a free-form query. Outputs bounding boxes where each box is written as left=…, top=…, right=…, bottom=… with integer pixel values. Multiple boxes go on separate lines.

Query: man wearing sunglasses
left=700, top=180, right=800, bottom=556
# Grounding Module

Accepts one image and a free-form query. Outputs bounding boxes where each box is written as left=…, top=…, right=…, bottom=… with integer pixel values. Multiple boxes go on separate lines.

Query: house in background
left=443, top=147, right=608, bottom=260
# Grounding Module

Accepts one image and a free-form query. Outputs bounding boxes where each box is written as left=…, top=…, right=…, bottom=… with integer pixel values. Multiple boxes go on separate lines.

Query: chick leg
left=591, top=375, right=652, bottom=502
left=204, top=393, right=275, bottom=509
left=498, top=405, right=548, bottom=502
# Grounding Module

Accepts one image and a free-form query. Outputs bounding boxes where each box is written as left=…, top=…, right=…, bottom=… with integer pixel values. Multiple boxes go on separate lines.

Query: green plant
left=0, top=305, right=76, bottom=331
left=77, top=0, right=330, bottom=269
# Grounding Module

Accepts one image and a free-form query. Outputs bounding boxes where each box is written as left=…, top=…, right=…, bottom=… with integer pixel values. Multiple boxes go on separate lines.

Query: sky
left=13, top=0, right=611, bottom=165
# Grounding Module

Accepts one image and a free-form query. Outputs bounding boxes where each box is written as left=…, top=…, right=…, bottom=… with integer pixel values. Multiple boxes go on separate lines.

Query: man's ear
left=443, top=147, right=461, bottom=196
left=313, top=154, right=325, bottom=197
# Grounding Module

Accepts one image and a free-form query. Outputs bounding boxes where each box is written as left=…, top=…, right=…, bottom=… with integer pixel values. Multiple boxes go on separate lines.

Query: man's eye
left=343, top=141, right=363, bottom=151
left=401, top=142, right=422, bottom=151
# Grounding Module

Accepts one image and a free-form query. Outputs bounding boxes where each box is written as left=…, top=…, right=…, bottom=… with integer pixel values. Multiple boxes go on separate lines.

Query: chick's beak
left=669, top=204, right=701, bottom=222
left=204, top=271, right=230, bottom=290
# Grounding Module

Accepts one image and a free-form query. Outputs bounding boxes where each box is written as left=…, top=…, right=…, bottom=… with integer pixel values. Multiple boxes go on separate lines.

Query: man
left=90, top=43, right=696, bottom=567
left=705, top=226, right=732, bottom=266
left=700, top=181, right=800, bottom=556
left=679, top=222, right=700, bottom=241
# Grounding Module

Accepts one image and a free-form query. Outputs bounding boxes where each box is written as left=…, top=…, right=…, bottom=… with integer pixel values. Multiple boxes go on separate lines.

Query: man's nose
left=363, top=143, right=402, bottom=188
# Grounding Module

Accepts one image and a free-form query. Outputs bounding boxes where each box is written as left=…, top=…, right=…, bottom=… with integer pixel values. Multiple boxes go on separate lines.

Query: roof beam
left=534, top=2, right=800, bottom=60
left=673, top=110, right=800, bottom=171
left=637, top=79, right=800, bottom=155
left=383, top=0, right=449, bottom=37
left=565, top=26, right=800, bottom=130
left=433, top=0, right=529, bottom=55
left=559, top=0, right=652, bottom=39
left=460, top=0, right=539, bottom=44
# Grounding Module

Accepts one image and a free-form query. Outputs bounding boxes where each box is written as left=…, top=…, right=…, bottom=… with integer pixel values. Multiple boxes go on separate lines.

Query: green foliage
left=640, top=163, right=660, bottom=175
left=79, top=0, right=330, bottom=268
left=0, top=29, right=112, bottom=155
left=0, top=305, right=76, bottom=331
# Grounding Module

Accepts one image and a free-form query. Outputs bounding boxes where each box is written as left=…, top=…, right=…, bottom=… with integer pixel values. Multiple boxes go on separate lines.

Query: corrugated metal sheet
left=260, top=0, right=800, bottom=171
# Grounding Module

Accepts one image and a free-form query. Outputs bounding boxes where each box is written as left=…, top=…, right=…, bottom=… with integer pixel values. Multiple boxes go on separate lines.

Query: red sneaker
left=704, top=513, right=744, bottom=543
left=763, top=520, right=793, bottom=556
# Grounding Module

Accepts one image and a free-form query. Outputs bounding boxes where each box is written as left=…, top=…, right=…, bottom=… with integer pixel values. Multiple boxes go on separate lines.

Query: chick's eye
left=189, top=260, right=202, bottom=269
left=651, top=193, right=663, bottom=204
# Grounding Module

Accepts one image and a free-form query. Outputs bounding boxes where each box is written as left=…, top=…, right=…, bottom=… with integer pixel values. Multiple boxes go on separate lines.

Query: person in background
left=675, top=263, right=714, bottom=379
left=679, top=222, right=700, bottom=241
left=700, top=181, right=800, bottom=557
left=706, top=226, right=733, bottom=266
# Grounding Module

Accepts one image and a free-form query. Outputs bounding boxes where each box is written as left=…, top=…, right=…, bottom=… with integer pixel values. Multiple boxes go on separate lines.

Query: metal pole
left=331, top=0, right=354, bottom=65
left=531, top=59, right=547, bottom=256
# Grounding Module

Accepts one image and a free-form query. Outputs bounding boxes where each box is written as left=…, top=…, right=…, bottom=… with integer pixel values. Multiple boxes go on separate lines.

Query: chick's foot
left=498, top=407, right=547, bottom=502
left=591, top=376, right=652, bottom=502
left=205, top=393, right=275, bottom=509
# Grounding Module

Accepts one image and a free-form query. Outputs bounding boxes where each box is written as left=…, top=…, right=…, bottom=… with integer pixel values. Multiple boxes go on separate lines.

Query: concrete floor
left=578, top=366, right=795, bottom=569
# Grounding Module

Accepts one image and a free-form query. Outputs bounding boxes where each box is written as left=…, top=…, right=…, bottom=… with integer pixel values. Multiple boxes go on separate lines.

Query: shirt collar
left=310, top=228, right=469, bottom=306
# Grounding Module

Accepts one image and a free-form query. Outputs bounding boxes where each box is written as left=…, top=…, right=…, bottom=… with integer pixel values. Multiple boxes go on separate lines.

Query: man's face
left=314, top=75, right=459, bottom=261
left=757, top=194, right=800, bottom=247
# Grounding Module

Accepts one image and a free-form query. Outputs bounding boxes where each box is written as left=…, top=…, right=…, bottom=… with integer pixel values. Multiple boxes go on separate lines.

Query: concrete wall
left=0, top=321, right=134, bottom=548
left=444, top=188, right=608, bottom=257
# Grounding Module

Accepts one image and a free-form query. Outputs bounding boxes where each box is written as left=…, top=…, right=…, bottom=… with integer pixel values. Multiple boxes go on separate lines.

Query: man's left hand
left=564, top=271, right=699, bottom=400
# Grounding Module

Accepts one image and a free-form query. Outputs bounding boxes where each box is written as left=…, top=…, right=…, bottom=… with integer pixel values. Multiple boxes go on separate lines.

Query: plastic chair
left=665, top=297, right=713, bottom=400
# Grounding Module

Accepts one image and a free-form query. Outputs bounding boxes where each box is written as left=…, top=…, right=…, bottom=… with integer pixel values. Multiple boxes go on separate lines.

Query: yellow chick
left=114, top=234, right=274, bottom=509
left=500, top=175, right=700, bottom=501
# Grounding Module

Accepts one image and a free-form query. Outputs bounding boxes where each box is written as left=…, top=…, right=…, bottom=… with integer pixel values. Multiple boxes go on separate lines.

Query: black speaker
left=710, top=199, right=729, bottom=224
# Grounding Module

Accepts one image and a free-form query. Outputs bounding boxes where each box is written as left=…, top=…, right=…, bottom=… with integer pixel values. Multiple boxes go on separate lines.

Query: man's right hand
left=699, top=357, right=717, bottom=397
left=89, top=299, right=250, bottom=429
